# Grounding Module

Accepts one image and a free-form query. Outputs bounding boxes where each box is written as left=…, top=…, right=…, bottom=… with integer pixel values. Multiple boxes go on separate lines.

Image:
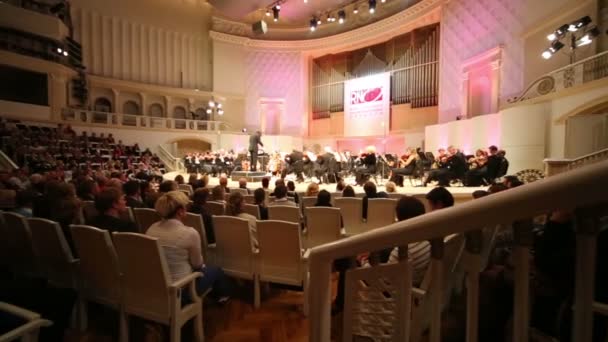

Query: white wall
left=71, top=0, right=213, bottom=89
left=0, top=100, right=51, bottom=121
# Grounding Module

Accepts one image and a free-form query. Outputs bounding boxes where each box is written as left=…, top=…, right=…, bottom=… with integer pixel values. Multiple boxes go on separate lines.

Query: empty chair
left=205, top=201, right=225, bottom=216
left=300, top=196, right=317, bottom=213
left=81, top=200, right=98, bottom=224
left=304, top=207, right=343, bottom=249
left=113, top=233, right=205, bottom=342
left=366, top=198, right=397, bottom=230
left=334, top=198, right=366, bottom=236
left=28, top=218, right=79, bottom=289
left=211, top=216, right=260, bottom=308
left=256, top=220, right=309, bottom=312
left=243, top=204, right=261, bottom=219
left=133, top=208, right=161, bottom=234
left=70, top=225, right=121, bottom=333
left=2, top=212, right=37, bottom=276
left=268, top=205, right=301, bottom=224
left=0, top=302, right=53, bottom=342
left=182, top=213, right=213, bottom=265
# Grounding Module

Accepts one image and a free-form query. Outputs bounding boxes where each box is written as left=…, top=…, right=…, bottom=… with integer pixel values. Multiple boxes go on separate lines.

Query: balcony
left=0, top=2, right=70, bottom=41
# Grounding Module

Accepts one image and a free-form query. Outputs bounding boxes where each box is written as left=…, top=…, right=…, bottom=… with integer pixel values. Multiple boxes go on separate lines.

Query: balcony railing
left=308, top=160, right=608, bottom=341
left=544, top=147, right=608, bottom=177
left=509, top=51, right=608, bottom=103
left=61, top=108, right=225, bottom=132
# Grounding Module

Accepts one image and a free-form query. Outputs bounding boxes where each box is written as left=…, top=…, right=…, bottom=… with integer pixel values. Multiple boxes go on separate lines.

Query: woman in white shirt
left=147, top=191, right=230, bottom=301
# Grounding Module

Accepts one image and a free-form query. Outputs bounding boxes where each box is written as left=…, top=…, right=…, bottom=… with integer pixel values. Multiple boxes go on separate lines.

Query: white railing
left=544, top=147, right=608, bottom=177
left=157, top=144, right=183, bottom=172
left=61, top=108, right=225, bottom=132
left=509, top=51, right=608, bottom=103
left=308, top=160, right=608, bottom=342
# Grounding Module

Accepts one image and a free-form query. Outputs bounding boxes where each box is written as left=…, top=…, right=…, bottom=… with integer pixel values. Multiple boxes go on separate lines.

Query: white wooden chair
left=243, top=204, right=261, bottom=219
left=113, top=233, right=205, bottom=342
left=211, top=216, right=260, bottom=308
left=205, top=201, right=225, bottom=216
left=178, top=183, right=194, bottom=196
left=304, top=207, right=344, bottom=249
left=268, top=205, right=301, bottom=224
left=182, top=213, right=213, bottom=265
left=28, top=218, right=79, bottom=289
left=1, top=212, right=37, bottom=277
left=365, top=198, right=397, bottom=230
left=0, top=302, right=52, bottom=342
left=256, top=220, right=309, bottom=313
left=133, top=208, right=161, bottom=234
left=70, top=225, right=122, bottom=335
left=334, top=198, right=366, bottom=235
left=300, top=196, right=317, bottom=213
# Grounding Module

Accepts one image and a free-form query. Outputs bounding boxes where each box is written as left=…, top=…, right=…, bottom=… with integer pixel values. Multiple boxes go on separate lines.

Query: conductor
left=248, top=130, right=264, bottom=171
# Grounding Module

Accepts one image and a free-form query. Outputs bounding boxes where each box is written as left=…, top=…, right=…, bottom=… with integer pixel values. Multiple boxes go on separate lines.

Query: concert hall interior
left=1, top=0, right=607, bottom=341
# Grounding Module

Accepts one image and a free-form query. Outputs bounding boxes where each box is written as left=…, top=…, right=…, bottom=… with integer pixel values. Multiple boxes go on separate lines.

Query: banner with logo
left=344, top=72, right=391, bottom=137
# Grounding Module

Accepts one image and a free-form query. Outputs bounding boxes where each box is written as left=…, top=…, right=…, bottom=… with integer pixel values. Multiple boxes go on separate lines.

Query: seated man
left=267, top=184, right=296, bottom=207
left=355, top=146, right=377, bottom=186
left=281, top=150, right=304, bottom=182
left=423, top=146, right=466, bottom=186
left=90, top=188, right=138, bottom=233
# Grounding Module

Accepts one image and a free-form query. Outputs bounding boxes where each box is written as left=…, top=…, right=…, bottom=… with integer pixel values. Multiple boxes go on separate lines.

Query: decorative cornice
left=209, top=0, right=443, bottom=53
left=462, top=45, right=503, bottom=71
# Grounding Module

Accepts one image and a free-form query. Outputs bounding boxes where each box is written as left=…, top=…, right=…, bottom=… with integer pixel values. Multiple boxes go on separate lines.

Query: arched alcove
left=123, top=101, right=141, bottom=115
left=94, top=97, right=112, bottom=112
left=173, top=106, right=187, bottom=118
left=149, top=103, right=164, bottom=117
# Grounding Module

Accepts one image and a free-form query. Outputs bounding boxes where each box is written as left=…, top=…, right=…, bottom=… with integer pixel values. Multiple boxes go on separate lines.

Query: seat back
left=178, top=183, right=193, bottom=195
left=300, top=196, right=317, bottom=213
left=182, top=213, right=210, bottom=262
left=28, top=218, right=77, bottom=289
left=268, top=205, right=301, bottom=224
left=256, top=220, right=303, bottom=285
left=334, top=198, right=366, bottom=235
left=81, top=200, right=98, bottom=224
left=205, top=201, right=225, bottom=216
left=243, top=195, right=255, bottom=204
left=2, top=212, right=36, bottom=275
left=366, top=198, right=397, bottom=229
left=211, top=216, right=256, bottom=279
left=232, top=188, right=249, bottom=196
left=133, top=208, right=161, bottom=234
left=113, top=233, right=171, bottom=321
left=304, top=207, right=342, bottom=248
left=387, top=193, right=403, bottom=199
left=70, top=225, right=121, bottom=306
left=243, top=204, right=261, bottom=219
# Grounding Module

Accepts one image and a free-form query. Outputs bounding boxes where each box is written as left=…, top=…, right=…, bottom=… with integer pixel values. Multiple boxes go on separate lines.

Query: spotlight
left=217, top=103, right=223, bottom=109
left=381, top=0, right=386, bottom=2
left=317, top=18, right=322, bottom=25
left=576, top=26, right=600, bottom=47
left=218, top=109, right=224, bottom=115
left=353, top=6, right=358, bottom=14
left=206, top=108, right=212, bottom=114
left=242, top=128, right=247, bottom=133
left=57, top=48, right=62, bottom=53
left=369, top=0, right=376, bottom=13
left=208, top=100, right=215, bottom=108
left=304, top=0, right=307, bottom=2
left=272, top=6, right=280, bottom=22
left=326, top=14, right=332, bottom=22
left=542, top=40, right=564, bottom=59
left=265, top=9, right=270, bottom=16
left=310, top=18, right=317, bottom=31
left=63, top=51, right=68, bottom=56
left=547, top=33, right=557, bottom=41
left=574, top=16, right=592, bottom=30
left=338, top=10, right=346, bottom=24
left=542, top=50, right=553, bottom=59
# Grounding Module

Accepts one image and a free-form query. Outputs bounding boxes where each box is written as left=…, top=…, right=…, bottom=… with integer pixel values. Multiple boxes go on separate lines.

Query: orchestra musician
left=422, top=146, right=467, bottom=186
left=464, top=145, right=500, bottom=186
left=355, top=146, right=377, bottom=186
left=389, top=148, right=418, bottom=186
left=314, top=147, right=339, bottom=184
left=267, top=152, right=283, bottom=176
left=281, top=149, right=305, bottom=182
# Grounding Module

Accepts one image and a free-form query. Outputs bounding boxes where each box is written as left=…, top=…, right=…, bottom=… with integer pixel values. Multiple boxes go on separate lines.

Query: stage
left=163, top=171, right=487, bottom=202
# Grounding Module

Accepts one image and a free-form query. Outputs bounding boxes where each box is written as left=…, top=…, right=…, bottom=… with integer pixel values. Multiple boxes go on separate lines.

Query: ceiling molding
left=210, top=0, right=443, bottom=53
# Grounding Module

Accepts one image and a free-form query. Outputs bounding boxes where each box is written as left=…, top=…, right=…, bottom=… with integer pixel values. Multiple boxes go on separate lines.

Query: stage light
left=309, top=18, right=317, bottom=31
left=217, top=103, right=223, bottom=109
left=547, top=33, right=557, bottom=41
left=317, top=18, right=322, bottom=25
left=381, top=0, right=386, bottom=2
left=353, top=6, right=358, bottom=14
left=272, top=6, right=280, bottom=22
left=206, top=108, right=212, bottom=114
left=369, top=0, right=376, bottom=14
left=549, top=40, right=565, bottom=53
left=218, top=109, right=224, bottom=115
left=574, top=16, right=592, bottom=30
left=242, top=128, right=247, bottom=133
left=63, top=51, right=68, bottom=56
left=208, top=100, right=215, bottom=108
left=304, top=0, right=307, bottom=3
left=57, top=48, right=62, bottom=53
left=542, top=50, right=553, bottom=59
left=576, top=26, right=600, bottom=47
left=326, top=14, right=332, bottom=22
left=265, top=9, right=271, bottom=16
left=338, top=10, right=346, bottom=24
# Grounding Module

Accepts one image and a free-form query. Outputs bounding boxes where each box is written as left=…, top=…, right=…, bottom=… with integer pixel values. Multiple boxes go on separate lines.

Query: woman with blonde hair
left=147, top=191, right=230, bottom=302
left=305, top=182, right=320, bottom=197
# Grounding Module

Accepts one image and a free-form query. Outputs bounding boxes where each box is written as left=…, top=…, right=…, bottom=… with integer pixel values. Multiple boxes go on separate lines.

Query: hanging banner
left=344, top=72, right=390, bottom=137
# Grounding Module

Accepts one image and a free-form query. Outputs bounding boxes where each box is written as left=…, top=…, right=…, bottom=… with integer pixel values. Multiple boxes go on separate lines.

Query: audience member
left=219, top=176, right=230, bottom=193
left=342, top=185, right=356, bottom=197
left=238, top=178, right=248, bottom=192
left=305, top=182, right=320, bottom=197
left=315, top=190, right=332, bottom=207
left=174, top=174, right=185, bottom=185
left=90, top=188, right=137, bottom=233
left=425, top=186, right=454, bottom=210
left=261, top=177, right=270, bottom=190
left=123, top=180, right=145, bottom=208
left=12, top=190, right=36, bottom=217
left=286, top=180, right=300, bottom=204
left=211, top=185, right=225, bottom=203
left=268, top=184, right=296, bottom=207
left=336, top=180, right=346, bottom=192
left=253, top=188, right=268, bottom=220
left=385, top=181, right=397, bottom=193
left=472, top=190, right=490, bottom=199
left=189, top=188, right=215, bottom=244
left=147, top=191, right=229, bottom=302
left=226, top=192, right=258, bottom=248
left=77, top=178, right=98, bottom=201
left=488, top=183, right=508, bottom=194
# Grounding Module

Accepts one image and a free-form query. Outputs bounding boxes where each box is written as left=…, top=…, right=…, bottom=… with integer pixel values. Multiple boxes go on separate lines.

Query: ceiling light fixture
left=353, top=6, right=358, bottom=14
left=369, top=0, right=376, bottom=14
left=272, top=6, right=280, bottom=22
left=338, top=10, right=346, bottom=24
left=310, top=18, right=317, bottom=31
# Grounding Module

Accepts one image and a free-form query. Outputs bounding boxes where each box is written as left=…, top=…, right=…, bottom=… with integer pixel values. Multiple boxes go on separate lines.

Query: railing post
left=429, top=237, right=444, bottom=342
left=511, top=219, right=534, bottom=342
left=308, top=255, right=332, bottom=342
left=464, top=230, right=482, bottom=342
left=572, top=205, right=603, bottom=342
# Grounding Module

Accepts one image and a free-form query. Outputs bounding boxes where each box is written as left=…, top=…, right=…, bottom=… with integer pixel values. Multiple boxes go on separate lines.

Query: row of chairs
left=0, top=211, right=207, bottom=342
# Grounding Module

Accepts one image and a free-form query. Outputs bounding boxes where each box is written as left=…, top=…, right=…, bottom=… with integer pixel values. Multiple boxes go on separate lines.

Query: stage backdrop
left=344, top=72, right=391, bottom=137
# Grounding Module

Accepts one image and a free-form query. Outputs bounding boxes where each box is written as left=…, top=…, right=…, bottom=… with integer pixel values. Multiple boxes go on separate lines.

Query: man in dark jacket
left=248, top=131, right=263, bottom=171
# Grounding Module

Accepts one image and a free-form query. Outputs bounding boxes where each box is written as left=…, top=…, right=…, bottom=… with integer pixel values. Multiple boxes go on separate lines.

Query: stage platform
left=164, top=171, right=487, bottom=202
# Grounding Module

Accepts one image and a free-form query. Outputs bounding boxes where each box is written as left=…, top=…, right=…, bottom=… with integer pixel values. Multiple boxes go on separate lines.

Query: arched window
left=123, top=101, right=140, bottom=115
left=173, top=106, right=187, bottom=118
left=94, top=97, right=112, bottom=112
left=149, top=103, right=164, bottom=117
